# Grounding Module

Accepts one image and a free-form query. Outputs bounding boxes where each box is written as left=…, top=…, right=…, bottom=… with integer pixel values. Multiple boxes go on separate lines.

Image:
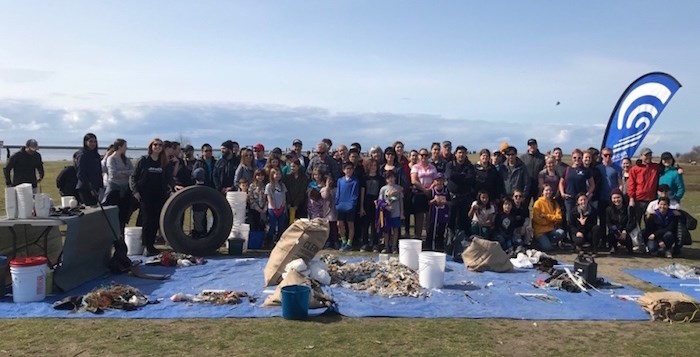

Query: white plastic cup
left=418, top=251, right=446, bottom=289
left=398, top=239, right=422, bottom=271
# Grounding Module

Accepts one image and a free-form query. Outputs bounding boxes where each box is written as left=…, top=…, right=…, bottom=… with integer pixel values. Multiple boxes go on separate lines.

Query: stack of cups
left=124, top=227, right=144, bottom=256
left=5, top=187, right=18, bottom=219
left=15, top=183, right=34, bottom=219
left=34, top=193, right=51, bottom=218
left=226, top=192, right=247, bottom=225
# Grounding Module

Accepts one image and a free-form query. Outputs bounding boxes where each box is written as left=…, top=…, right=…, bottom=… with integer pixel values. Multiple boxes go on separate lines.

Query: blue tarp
left=625, top=268, right=700, bottom=300
left=333, top=259, right=648, bottom=320
left=0, top=256, right=648, bottom=320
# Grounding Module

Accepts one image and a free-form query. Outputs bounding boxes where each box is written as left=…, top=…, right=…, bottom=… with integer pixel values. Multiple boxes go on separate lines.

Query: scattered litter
left=170, top=290, right=255, bottom=304
left=516, top=292, right=562, bottom=304
left=654, top=263, right=700, bottom=280
left=146, top=251, right=207, bottom=267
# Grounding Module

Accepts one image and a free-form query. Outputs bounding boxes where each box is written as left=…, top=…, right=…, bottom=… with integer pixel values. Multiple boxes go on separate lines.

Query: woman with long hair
left=103, top=138, right=134, bottom=232
left=532, top=184, right=565, bottom=252
left=76, top=133, right=103, bottom=206
left=130, top=138, right=173, bottom=256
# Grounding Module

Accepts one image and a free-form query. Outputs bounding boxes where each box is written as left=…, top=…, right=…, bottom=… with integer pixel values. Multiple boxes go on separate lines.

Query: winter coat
left=3, top=147, right=44, bottom=187
left=658, top=166, right=685, bottom=202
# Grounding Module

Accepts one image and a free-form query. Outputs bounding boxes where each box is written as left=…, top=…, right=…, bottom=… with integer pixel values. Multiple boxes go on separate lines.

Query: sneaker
left=340, top=243, right=351, bottom=252
left=360, top=244, right=369, bottom=252
left=146, top=246, right=161, bottom=257
left=372, top=245, right=380, bottom=253
left=665, top=250, right=673, bottom=258
left=380, top=248, right=389, bottom=254
left=392, top=248, right=398, bottom=254
left=609, top=247, right=617, bottom=254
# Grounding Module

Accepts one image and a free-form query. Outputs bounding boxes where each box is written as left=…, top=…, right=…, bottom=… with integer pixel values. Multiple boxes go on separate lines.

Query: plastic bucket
left=248, top=230, right=264, bottom=249
left=0, top=256, right=8, bottom=298
left=10, top=256, right=47, bottom=303
left=281, top=284, right=310, bottom=320
left=399, top=239, right=422, bottom=270
left=227, top=238, right=245, bottom=256
left=418, top=251, right=446, bottom=289
left=124, top=227, right=143, bottom=256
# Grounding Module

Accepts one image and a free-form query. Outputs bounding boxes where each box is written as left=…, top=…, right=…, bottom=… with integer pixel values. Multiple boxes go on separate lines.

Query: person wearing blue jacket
left=658, top=152, right=685, bottom=204
left=336, top=162, right=360, bottom=251
left=75, top=133, right=103, bottom=206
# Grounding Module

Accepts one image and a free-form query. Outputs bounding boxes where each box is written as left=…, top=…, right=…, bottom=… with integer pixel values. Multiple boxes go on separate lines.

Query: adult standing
left=444, top=145, right=476, bottom=232
left=440, top=140, right=453, bottom=164
left=76, top=133, right=103, bottom=206
left=214, top=140, right=239, bottom=194
left=627, top=147, right=662, bottom=249
left=429, top=142, right=446, bottom=173
left=559, top=148, right=595, bottom=223
left=3, top=138, right=44, bottom=193
left=474, top=148, right=503, bottom=202
left=192, top=144, right=217, bottom=189
left=253, top=143, right=267, bottom=170
left=130, top=138, right=173, bottom=256
left=500, top=146, right=531, bottom=203
left=291, top=139, right=310, bottom=169
left=596, top=147, right=622, bottom=235
left=551, top=147, right=569, bottom=178
left=410, top=148, right=438, bottom=240
left=658, top=151, right=685, bottom=205
left=56, top=151, right=80, bottom=202
left=233, top=148, right=255, bottom=190
left=306, top=141, right=340, bottom=180
left=520, top=138, right=545, bottom=205
left=103, top=138, right=135, bottom=231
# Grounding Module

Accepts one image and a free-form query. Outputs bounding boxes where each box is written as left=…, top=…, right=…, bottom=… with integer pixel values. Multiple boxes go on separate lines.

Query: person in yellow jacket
left=532, top=184, right=566, bottom=251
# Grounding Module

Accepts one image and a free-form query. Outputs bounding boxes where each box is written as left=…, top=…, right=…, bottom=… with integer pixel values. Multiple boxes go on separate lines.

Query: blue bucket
left=281, top=284, right=310, bottom=320
left=248, top=230, right=264, bottom=249
left=0, top=256, right=8, bottom=298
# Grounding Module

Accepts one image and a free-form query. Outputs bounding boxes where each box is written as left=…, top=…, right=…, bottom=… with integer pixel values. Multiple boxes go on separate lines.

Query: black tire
left=160, top=185, right=233, bottom=256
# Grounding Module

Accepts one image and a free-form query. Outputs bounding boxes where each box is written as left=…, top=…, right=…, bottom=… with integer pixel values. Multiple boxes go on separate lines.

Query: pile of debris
left=171, top=290, right=255, bottom=304
left=322, top=255, right=423, bottom=298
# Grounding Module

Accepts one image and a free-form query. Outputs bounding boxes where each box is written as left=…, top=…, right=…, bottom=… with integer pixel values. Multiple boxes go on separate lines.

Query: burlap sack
left=462, top=237, right=513, bottom=272
left=263, top=218, right=329, bottom=286
left=637, top=291, right=700, bottom=322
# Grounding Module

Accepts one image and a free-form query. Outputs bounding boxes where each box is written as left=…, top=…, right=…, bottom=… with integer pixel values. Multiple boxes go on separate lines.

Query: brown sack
left=637, top=291, right=700, bottom=322
left=462, top=237, right=513, bottom=272
left=263, top=218, right=329, bottom=286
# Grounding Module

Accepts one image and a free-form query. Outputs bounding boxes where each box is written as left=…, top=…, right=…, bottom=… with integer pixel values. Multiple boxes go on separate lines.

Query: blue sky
left=0, top=1, right=698, bottom=155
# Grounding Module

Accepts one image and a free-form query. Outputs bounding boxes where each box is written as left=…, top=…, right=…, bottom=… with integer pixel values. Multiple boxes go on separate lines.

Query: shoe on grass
left=359, top=244, right=369, bottom=252
left=665, top=250, right=673, bottom=258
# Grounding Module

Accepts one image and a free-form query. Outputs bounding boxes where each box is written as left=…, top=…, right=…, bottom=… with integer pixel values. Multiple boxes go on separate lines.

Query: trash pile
left=52, top=283, right=154, bottom=313
left=654, top=263, right=700, bottom=280
left=146, top=251, right=207, bottom=267
left=171, top=290, right=255, bottom=304
left=322, top=254, right=423, bottom=298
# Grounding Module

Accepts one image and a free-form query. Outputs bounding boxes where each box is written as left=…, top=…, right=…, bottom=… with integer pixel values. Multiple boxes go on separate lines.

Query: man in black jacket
left=56, top=151, right=80, bottom=202
left=520, top=138, right=545, bottom=205
left=4, top=139, right=44, bottom=193
left=214, top=140, right=239, bottom=194
left=445, top=145, right=476, bottom=232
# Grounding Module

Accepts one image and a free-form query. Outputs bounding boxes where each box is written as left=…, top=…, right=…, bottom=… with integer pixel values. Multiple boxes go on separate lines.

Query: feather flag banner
left=602, top=72, right=681, bottom=164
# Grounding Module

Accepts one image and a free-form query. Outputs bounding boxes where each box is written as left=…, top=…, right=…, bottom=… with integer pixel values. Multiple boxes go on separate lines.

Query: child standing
left=249, top=169, right=268, bottom=245
left=265, top=167, right=288, bottom=246
left=337, top=162, right=360, bottom=251
left=427, top=173, right=450, bottom=251
left=378, top=170, right=404, bottom=254
left=468, top=190, right=495, bottom=237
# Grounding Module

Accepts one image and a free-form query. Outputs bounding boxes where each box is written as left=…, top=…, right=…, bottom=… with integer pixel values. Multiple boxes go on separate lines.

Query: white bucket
left=5, top=187, right=17, bottom=219
left=10, top=256, right=47, bottom=303
left=34, top=193, right=51, bottom=218
left=418, top=251, right=446, bottom=289
left=399, top=239, right=422, bottom=271
left=238, top=224, right=250, bottom=253
left=124, top=227, right=144, bottom=256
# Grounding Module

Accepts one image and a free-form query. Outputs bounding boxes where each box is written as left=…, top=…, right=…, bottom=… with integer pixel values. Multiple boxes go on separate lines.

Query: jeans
left=647, top=230, right=675, bottom=253
left=267, top=209, right=288, bottom=242
left=536, top=229, right=565, bottom=252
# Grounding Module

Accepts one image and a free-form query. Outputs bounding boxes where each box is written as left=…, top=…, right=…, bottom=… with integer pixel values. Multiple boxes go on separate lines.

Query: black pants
left=361, top=199, right=378, bottom=246
left=103, top=189, right=134, bottom=233
left=426, top=221, right=447, bottom=252
left=570, top=225, right=602, bottom=253
left=79, top=189, right=98, bottom=206
left=607, top=232, right=633, bottom=253
left=449, top=195, right=471, bottom=232
left=139, top=195, right=166, bottom=248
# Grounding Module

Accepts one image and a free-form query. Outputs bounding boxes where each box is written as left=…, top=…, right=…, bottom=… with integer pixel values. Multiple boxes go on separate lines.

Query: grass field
left=1, top=160, right=700, bottom=356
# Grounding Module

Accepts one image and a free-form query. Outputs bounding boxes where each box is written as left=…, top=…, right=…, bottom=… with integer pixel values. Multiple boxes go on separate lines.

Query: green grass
left=1, top=160, right=700, bottom=355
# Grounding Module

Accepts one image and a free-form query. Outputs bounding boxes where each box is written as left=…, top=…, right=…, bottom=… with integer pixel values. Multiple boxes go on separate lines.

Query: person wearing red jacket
left=627, top=147, right=662, bottom=250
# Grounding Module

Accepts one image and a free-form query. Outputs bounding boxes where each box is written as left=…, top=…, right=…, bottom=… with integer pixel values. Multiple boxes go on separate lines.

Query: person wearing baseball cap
left=253, top=143, right=267, bottom=170
left=658, top=151, right=685, bottom=204
left=291, top=139, right=310, bottom=168
left=3, top=138, right=45, bottom=192
left=627, top=146, right=664, bottom=251
left=521, top=138, right=545, bottom=205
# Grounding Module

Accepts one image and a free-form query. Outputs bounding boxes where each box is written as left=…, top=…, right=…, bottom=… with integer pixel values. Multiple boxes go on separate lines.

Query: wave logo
left=603, top=72, right=681, bottom=163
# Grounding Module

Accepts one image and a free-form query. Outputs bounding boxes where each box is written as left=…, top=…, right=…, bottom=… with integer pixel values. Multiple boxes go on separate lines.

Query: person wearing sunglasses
left=130, top=138, right=174, bottom=256
left=192, top=143, right=217, bottom=189
left=595, top=147, right=622, bottom=239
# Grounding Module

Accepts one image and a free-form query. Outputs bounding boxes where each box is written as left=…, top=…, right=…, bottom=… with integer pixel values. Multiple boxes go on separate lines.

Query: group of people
left=3, top=135, right=689, bottom=258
